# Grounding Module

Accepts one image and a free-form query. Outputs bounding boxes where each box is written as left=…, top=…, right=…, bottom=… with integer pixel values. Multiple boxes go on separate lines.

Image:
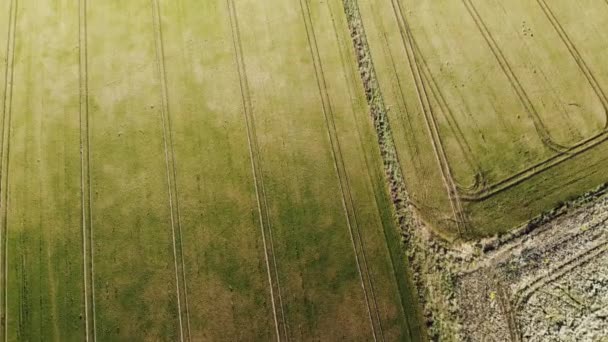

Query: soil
left=405, top=186, right=608, bottom=341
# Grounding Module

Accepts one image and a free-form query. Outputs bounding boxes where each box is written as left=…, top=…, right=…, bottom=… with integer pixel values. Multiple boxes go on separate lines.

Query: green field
left=0, top=0, right=424, bottom=341
left=356, top=0, right=608, bottom=238
left=3, top=0, right=604, bottom=339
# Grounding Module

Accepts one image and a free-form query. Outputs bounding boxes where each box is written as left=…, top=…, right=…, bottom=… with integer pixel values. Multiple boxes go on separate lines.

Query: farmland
left=0, top=0, right=424, bottom=341
left=2, top=0, right=607, bottom=340
left=355, top=0, right=608, bottom=238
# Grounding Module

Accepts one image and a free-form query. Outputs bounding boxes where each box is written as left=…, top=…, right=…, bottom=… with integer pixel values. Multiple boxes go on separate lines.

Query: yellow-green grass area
left=0, top=0, right=424, bottom=341
left=357, top=0, right=608, bottom=239
left=2, top=1, right=84, bottom=340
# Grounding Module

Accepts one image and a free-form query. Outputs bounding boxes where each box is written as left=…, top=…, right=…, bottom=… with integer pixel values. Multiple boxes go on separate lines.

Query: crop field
left=0, top=0, right=424, bottom=341
left=355, top=0, right=608, bottom=238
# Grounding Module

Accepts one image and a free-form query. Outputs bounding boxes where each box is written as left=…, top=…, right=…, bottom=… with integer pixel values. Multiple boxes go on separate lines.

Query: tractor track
left=299, top=0, right=385, bottom=340
left=227, top=0, right=288, bottom=340
left=0, top=0, right=17, bottom=340
left=388, top=0, right=468, bottom=234
left=78, top=1, right=97, bottom=341
left=151, top=1, right=192, bottom=340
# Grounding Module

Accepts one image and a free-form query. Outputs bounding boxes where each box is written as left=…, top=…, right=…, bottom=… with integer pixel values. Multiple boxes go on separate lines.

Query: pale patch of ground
left=456, top=189, right=607, bottom=341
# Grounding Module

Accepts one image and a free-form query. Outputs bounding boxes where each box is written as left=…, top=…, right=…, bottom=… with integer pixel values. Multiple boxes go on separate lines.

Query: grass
left=0, top=0, right=424, bottom=340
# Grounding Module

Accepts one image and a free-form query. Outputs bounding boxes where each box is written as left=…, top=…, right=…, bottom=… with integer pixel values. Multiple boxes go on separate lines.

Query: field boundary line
left=365, top=1, right=428, bottom=181
left=78, top=1, right=97, bottom=341
left=322, top=7, right=387, bottom=340
left=0, top=0, right=17, bottom=340
left=151, top=1, right=191, bottom=340
left=226, top=1, right=287, bottom=340
left=367, top=0, right=484, bottom=195
left=459, top=131, right=608, bottom=201
left=389, top=0, right=468, bottom=234
left=299, top=0, right=385, bottom=340
left=416, top=61, right=483, bottom=192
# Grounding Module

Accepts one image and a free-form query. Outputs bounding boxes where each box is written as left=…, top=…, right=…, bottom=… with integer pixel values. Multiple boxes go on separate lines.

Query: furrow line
left=298, top=0, right=383, bottom=340
left=151, top=1, right=191, bottom=340
left=0, top=1, right=17, bottom=340
left=78, top=0, right=97, bottom=341
left=226, top=0, right=287, bottom=340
